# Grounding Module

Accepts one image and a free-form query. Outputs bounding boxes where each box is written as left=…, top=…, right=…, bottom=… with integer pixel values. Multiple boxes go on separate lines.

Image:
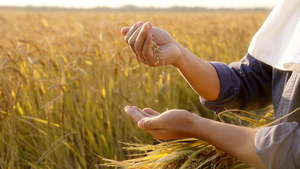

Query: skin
left=121, top=21, right=219, bottom=101
left=121, top=22, right=267, bottom=169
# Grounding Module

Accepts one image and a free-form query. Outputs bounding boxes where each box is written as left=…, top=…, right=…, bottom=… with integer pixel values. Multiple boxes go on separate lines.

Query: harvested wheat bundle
left=102, top=109, right=277, bottom=169
left=102, top=139, right=245, bottom=169
left=151, top=41, right=163, bottom=66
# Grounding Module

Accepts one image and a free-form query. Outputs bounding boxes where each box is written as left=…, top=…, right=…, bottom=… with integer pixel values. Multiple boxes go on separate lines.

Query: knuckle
left=128, top=38, right=135, bottom=47
left=124, top=36, right=129, bottom=43
left=134, top=44, right=140, bottom=51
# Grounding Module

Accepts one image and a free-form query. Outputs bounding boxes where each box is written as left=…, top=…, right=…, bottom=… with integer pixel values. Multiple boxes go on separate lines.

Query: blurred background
left=1, top=0, right=279, bottom=9
left=0, top=0, right=278, bottom=168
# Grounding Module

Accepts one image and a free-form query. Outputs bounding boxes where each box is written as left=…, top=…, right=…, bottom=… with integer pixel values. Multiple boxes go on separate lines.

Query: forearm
left=173, top=44, right=220, bottom=101
left=189, top=114, right=266, bottom=169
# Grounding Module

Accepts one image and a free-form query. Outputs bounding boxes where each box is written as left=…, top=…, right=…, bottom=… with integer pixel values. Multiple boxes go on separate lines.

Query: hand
left=121, top=21, right=182, bottom=67
left=125, top=106, right=197, bottom=140
left=125, top=106, right=267, bottom=169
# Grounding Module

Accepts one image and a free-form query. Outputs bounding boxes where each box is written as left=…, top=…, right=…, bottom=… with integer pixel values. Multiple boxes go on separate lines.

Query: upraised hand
left=121, top=21, right=182, bottom=67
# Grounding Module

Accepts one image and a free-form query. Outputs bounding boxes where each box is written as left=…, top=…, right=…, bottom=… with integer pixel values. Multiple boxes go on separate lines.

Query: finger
left=125, top=106, right=153, bottom=119
left=131, top=106, right=153, bottom=117
left=137, top=116, right=162, bottom=130
left=137, top=117, right=152, bottom=129
left=143, top=108, right=160, bottom=116
left=135, top=22, right=152, bottom=63
left=142, top=33, right=154, bottom=64
left=125, top=106, right=145, bottom=123
left=128, top=26, right=143, bottom=57
left=124, top=21, right=143, bottom=44
left=121, top=27, right=130, bottom=36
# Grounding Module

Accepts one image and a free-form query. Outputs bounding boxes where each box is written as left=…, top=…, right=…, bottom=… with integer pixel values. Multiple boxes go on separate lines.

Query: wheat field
left=0, top=10, right=269, bottom=168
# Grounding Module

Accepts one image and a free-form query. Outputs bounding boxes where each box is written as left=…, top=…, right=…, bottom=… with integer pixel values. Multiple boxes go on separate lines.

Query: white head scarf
left=248, top=0, right=300, bottom=72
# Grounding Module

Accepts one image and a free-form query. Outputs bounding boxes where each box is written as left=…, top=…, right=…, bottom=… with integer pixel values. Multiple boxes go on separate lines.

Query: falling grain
left=151, top=41, right=163, bottom=66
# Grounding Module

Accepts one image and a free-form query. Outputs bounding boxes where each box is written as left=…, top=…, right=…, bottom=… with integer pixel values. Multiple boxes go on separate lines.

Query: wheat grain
left=151, top=41, right=163, bottom=66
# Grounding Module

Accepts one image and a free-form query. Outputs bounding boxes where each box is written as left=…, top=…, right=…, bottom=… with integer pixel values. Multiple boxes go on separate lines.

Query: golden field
left=0, top=10, right=269, bottom=168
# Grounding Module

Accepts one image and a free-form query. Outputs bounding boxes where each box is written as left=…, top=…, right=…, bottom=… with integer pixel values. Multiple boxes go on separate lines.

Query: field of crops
left=0, top=10, right=269, bottom=168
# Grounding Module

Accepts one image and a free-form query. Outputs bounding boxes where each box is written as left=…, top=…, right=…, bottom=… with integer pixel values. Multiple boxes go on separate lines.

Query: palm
left=150, top=27, right=181, bottom=65
left=125, top=106, right=194, bottom=140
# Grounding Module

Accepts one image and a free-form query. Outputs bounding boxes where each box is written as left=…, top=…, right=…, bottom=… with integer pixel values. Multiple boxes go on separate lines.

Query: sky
left=0, top=0, right=280, bottom=9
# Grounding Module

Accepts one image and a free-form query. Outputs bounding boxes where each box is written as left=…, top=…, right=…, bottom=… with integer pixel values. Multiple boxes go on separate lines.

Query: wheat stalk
left=102, top=109, right=279, bottom=169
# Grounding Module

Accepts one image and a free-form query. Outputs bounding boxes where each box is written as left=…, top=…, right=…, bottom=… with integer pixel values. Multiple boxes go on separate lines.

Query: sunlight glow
left=0, top=0, right=280, bottom=9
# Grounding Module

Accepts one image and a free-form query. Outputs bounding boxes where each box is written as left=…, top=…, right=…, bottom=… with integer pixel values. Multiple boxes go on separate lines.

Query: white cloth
left=248, top=0, right=300, bottom=72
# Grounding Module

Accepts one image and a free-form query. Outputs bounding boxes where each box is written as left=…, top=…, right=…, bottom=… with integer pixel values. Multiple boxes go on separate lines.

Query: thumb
left=138, top=117, right=160, bottom=130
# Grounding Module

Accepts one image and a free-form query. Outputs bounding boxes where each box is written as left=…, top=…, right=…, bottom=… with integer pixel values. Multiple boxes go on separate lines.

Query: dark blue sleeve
left=200, top=54, right=273, bottom=113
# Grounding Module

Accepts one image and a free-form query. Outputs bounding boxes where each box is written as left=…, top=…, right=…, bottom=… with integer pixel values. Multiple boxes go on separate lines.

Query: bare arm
left=121, top=22, right=220, bottom=100
left=125, top=106, right=267, bottom=169
left=122, top=22, right=266, bottom=168
left=173, top=44, right=220, bottom=100
left=190, top=114, right=265, bottom=169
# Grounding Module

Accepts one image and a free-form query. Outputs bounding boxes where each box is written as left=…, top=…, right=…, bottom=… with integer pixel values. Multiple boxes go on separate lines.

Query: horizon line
left=0, top=5, right=273, bottom=11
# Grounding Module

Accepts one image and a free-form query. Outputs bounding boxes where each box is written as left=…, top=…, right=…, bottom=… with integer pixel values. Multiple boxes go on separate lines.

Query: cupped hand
left=125, top=106, right=197, bottom=140
left=121, top=22, right=182, bottom=67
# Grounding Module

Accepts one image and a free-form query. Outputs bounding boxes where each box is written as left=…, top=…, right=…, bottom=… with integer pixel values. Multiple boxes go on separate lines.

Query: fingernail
left=145, top=22, right=151, bottom=28
left=137, top=21, right=143, bottom=25
left=142, top=24, right=147, bottom=31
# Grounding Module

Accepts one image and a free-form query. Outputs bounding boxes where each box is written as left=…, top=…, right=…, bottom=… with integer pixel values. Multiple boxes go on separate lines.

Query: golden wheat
left=0, top=10, right=269, bottom=168
left=102, top=108, right=274, bottom=169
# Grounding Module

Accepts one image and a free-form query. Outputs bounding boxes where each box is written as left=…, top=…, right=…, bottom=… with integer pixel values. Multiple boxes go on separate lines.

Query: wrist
left=171, top=42, right=186, bottom=68
left=188, top=115, right=217, bottom=141
left=185, top=113, right=205, bottom=138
